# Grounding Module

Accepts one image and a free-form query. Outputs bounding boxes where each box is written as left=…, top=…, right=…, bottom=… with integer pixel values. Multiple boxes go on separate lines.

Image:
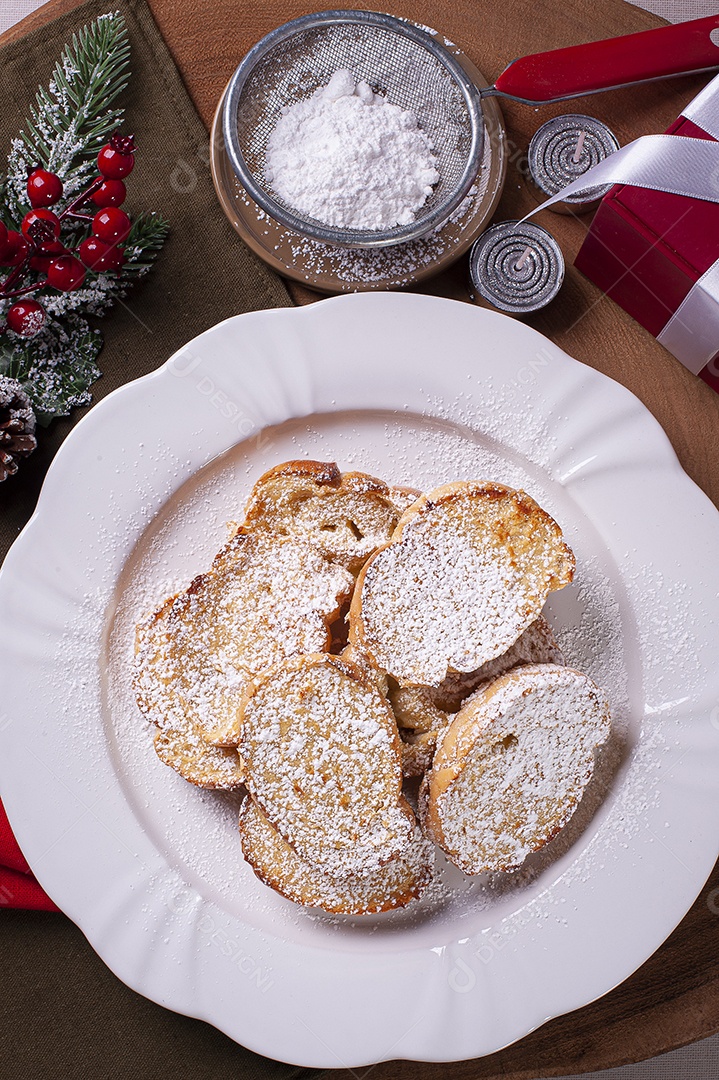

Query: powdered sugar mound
left=265, top=69, right=439, bottom=230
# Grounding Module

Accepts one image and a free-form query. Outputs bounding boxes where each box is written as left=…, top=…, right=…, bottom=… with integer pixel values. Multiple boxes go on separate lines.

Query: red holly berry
left=0, top=231, right=30, bottom=267
left=29, top=255, right=51, bottom=273
left=6, top=299, right=46, bottom=337
left=78, top=235, right=107, bottom=268
left=79, top=235, right=124, bottom=273
left=0, top=222, right=7, bottom=251
left=97, top=133, right=135, bottom=180
left=97, top=147, right=133, bottom=179
left=27, top=168, right=63, bottom=208
left=92, top=207, right=131, bottom=244
left=47, top=254, right=86, bottom=292
left=29, top=241, right=66, bottom=273
left=90, top=179, right=126, bottom=208
left=21, top=208, right=61, bottom=246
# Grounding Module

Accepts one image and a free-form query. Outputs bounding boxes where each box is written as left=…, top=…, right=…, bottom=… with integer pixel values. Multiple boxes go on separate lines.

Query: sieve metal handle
left=491, top=14, right=719, bottom=104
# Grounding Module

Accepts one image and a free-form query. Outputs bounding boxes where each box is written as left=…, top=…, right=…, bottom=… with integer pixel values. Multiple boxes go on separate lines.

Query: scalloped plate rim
left=0, top=293, right=718, bottom=1067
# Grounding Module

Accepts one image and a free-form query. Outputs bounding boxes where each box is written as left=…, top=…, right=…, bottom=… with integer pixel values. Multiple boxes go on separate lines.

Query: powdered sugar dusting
left=393, top=616, right=564, bottom=776
left=103, top=408, right=639, bottom=941
left=365, top=526, right=522, bottom=683
left=240, top=796, right=433, bottom=914
left=134, top=530, right=353, bottom=748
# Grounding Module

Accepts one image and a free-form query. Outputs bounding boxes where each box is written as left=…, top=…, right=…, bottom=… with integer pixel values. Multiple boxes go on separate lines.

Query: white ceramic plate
left=1, top=294, right=719, bottom=1069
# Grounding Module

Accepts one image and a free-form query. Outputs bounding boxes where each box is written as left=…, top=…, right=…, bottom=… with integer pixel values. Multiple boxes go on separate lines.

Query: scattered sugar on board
left=241, top=181, right=483, bottom=286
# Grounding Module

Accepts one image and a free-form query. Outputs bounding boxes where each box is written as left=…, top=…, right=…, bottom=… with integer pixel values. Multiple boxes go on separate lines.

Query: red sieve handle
left=493, top=15, right=719, bottom=104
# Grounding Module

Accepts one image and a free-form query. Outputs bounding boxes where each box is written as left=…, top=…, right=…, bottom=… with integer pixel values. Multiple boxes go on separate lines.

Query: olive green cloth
left=0, top=0, right=291, bottom=547
left=0, top=2, right=318, bottom=1077
left=2, top=910, right=318, bottom=1079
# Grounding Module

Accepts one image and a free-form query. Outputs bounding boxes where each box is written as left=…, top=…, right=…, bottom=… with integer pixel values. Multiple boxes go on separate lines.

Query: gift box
left=574, top=110, right=719, bottom=393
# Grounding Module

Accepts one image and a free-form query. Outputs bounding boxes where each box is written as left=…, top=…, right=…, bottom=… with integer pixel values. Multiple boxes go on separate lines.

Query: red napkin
left=0, top=797, right=59, bottom=911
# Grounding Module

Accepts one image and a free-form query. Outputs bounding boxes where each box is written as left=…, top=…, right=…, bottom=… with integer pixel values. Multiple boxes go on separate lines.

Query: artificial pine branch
left=0, top=11, right=169, bottom=425
left=104, top=212, right=170, bottom=285
left=5, top=11, right=131, bottom=218
left=0, top=315, right=102, bottom=425
left=13, top=214, right=171, bottom=321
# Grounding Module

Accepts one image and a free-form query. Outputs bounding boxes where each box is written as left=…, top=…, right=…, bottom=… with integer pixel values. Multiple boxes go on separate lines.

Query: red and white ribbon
left=523, top=73, right=719, bottom=374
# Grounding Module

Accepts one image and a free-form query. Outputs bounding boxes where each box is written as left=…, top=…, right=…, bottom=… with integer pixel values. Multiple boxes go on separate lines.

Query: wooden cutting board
left=3, top=2, right=719, bottom=1078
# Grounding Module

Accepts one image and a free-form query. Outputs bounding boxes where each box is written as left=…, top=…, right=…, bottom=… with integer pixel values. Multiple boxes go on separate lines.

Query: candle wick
left=572, top=130, right=587, bottom=163
left=514, top=246, right=533, bottom=271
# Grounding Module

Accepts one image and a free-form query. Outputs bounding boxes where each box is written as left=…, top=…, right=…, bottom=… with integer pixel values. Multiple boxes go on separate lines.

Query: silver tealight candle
left=468, top=220, right=565, bottom=316
left=528, top=114, right=620, bottom=214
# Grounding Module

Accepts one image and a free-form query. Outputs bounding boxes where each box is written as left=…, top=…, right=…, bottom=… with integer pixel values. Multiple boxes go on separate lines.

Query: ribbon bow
left=523, top=73, right=719, bottom=376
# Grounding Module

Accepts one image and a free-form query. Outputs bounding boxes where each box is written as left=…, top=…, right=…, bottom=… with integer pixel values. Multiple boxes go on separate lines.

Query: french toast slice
left=386, top=484, right=421, bottom=514
left=153, top=726, right=244, bottom=790
left=392, top=617, right=564, bottom=777
left=350, top=482, right=575, bottom=686
left=239, top=795, right=433, bottom=914
left=391, top=616, right=563, bottom=731
left=399, top=728, right=449, bottom=778
left=423, top=664, right=611, bottom=874
left=134, top=531, right=353, bottom=752
left=239, top=653, right=411, bottom=876
left=242, top=460, right=405, bottom=574
left=134, top=594, right=242, bottom=788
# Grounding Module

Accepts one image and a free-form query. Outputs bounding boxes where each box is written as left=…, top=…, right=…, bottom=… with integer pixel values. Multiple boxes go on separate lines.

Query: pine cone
left=0, top=377, right=37, bottom=482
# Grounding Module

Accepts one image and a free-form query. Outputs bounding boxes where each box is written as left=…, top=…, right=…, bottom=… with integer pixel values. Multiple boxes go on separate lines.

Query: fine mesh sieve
left=221, top=10, right=485, bottom=248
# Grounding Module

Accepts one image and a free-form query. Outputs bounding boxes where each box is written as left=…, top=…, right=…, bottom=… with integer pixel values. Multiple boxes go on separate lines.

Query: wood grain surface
left=3, top=1, right=719, bottom=1077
